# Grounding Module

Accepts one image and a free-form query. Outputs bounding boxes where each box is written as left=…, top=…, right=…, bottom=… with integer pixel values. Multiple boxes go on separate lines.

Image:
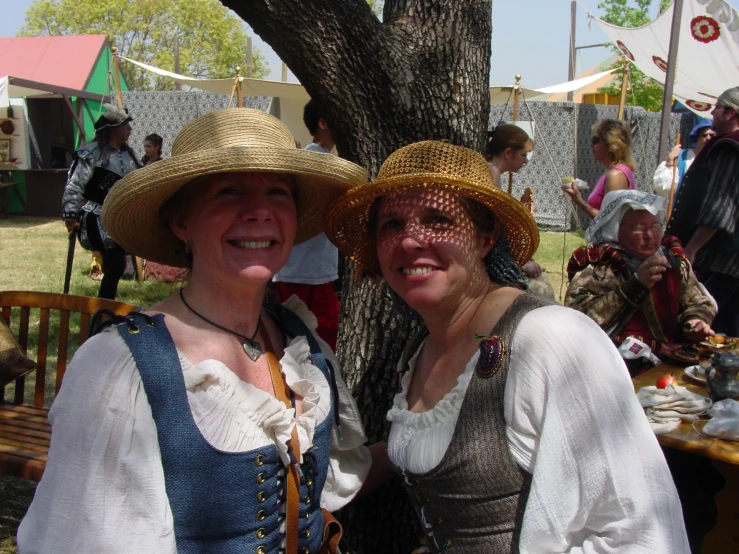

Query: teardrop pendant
left=243, top=340, right=262, bottom=361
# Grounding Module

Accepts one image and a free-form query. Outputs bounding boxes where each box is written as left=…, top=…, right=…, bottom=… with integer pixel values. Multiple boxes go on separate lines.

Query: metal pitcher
left=706, top=352, right=739, bottom=402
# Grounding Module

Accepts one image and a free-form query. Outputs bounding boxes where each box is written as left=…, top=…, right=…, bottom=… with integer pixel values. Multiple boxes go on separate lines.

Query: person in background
left=273, top=98, right=342, bottom=350
left=325, top=140, right=689, bottom=553
left=19, top=108, right=385, bottom=553
left=667, top=86, right=739, bottom=337
left=653, top=121, right=714, bottom=198
left=564, top=118, right=636, bottom=219
left=141, top=133, right=164, bottom=166
left=61, top=103, right=140, bottom=299
left=565, top=190, right=715, bottom=377
left=485, top=124, right=555, bottom=299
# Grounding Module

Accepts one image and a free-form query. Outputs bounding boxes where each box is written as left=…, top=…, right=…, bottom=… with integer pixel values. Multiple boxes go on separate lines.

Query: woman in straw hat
left=19, top=108, right=387, bottom=554
left=324, top=141, right=688, bottom=553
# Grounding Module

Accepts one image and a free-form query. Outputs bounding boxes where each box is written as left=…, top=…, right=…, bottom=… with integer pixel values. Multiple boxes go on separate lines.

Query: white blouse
left=387, top=305, right=690, bottom=554
left=652, top=149, right=696, bottom=197
left=18, top=297, right=371, bottom=554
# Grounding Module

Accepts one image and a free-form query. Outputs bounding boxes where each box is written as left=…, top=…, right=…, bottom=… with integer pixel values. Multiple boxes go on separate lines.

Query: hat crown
left=172, top=108, right=296, bottom=157
left=377, top=140, right=493, bottom=187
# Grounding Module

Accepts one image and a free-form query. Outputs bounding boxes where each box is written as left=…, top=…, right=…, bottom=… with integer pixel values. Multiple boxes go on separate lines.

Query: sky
left=0, top=0, right=734, bottom=89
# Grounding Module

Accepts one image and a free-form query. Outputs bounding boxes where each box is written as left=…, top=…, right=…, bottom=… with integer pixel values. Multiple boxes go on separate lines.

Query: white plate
left=684, top=365, right=707, bottom=383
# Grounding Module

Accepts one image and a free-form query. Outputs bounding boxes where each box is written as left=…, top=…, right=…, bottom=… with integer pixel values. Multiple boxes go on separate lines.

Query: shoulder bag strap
left=262, top=326, right=301, bottom=554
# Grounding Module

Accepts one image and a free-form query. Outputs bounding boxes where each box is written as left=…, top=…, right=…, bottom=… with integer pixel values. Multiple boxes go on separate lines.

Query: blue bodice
left=117, top=309, right=335, bottom=554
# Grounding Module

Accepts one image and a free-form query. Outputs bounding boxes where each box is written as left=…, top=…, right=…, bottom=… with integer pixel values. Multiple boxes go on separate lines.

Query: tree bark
left=221, top=1, right=492, bottom=550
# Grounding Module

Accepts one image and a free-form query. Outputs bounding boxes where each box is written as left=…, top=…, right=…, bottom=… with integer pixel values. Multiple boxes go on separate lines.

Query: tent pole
left=62, top=95, right=87, bottom=144
left=173, top=37, right=181, bottom=92
left=246, top=37, right=253, bottom=78
left=657, top=0, right=684, bottom=165
left=617, top=60, right=630, bottom=120
left=236, top=67, right=243, bottom=108
left=567, top=0, right=577, bottom=102
left=111, top=46, right=125, bottom=109
left=508, top=74, right=521, bottom=195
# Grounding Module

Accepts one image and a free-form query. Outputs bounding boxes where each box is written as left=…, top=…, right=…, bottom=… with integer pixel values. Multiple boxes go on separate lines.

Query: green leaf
left=19, top=0, right=269, bottom=91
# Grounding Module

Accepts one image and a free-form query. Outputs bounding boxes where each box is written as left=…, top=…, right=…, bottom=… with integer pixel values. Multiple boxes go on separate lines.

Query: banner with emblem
left=587, top=0, right=739, bottom=117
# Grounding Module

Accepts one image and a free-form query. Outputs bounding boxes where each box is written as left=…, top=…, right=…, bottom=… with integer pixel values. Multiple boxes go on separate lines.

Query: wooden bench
left=0, top=291, right=139, bottom=481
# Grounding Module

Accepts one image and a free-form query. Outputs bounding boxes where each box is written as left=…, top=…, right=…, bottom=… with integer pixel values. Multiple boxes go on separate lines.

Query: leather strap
left=262, top=323, right=301, bottom=554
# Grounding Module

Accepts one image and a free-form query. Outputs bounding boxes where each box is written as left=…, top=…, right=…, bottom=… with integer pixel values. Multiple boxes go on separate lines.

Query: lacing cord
left=322, top=357, right=343, bottom=439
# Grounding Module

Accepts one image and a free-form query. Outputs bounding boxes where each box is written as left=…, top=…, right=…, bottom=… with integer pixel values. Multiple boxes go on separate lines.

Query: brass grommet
left=127, top=325, right=140, bottom=334
left=257, top=491, right=266, bottom=503
left=256, top=509, right=266, bottom=521
left=256, top=472, right=266, bottom=484
left=255, top=527, right=266, bottom=539
left=305, top=495, right=311, bottom=505
left=304, top=529, right=311, bottom=538
left=256, top=547, right=266, bottom=554
left=254, top=454, right=264, bottom=467
left=306, top=477, right=313, bottom=486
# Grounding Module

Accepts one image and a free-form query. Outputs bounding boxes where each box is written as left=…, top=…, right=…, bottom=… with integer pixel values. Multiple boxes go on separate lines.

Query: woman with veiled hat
left=61, top=103, right=140, bottom=299
left=565, top=190, right=716, bottom=377
left=19, top=108, right=386, bottom=554
left=325, top=141, right=689, bottom=553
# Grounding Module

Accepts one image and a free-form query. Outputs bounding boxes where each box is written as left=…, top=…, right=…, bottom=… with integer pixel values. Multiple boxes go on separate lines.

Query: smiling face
left=374, top=188, right=495, bottom=314
left=617, top=208, right=663, bottom=259
left=169, top=172, right=297, bottom=287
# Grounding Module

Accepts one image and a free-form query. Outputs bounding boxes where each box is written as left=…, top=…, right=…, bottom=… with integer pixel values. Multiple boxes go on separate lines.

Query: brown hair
left=593, top=119, right=636, bottom=171
left=484, top=124, right=534, bottom=161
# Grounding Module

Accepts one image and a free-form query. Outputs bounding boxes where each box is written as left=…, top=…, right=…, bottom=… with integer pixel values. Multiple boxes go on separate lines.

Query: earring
left=184, top=241, right=192, bottom=255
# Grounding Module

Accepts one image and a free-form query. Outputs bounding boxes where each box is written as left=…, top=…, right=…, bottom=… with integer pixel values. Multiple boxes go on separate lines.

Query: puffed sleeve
left=505, top=305, right=690, bottom=554
left=17, top=331, right=177, bottom=554
left=61, top=150, right=94, bottom=221
left=282, top=296, right=371, bottom=512
left=652, top=161, right=673, bottom=197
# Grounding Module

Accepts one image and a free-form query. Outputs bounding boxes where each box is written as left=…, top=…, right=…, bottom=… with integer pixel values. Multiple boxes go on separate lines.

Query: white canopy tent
left=587, top=0, right=739, bottom=117
left=122, top=57, right=313, bottom=147
left=123, top=56, right=615, bottom=108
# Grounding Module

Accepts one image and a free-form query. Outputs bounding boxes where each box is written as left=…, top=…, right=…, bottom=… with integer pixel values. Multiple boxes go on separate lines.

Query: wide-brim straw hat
left=102, top=108, right=367, bottom=267
left=324, top=140, right=539, bottom=276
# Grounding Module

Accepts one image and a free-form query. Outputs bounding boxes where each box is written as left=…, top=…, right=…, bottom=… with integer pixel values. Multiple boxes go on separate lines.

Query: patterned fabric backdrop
left=118, top=91, right=690, bottom=231
left=116, top=91, right=270, bottom=161
left=489, top=101, right=691, bottom=230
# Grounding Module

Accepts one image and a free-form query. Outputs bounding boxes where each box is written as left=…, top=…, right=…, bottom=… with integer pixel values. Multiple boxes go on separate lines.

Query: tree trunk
left=221, top=1, right=492, bottom=550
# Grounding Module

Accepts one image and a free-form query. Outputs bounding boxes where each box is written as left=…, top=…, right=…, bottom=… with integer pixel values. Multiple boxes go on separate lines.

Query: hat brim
left=94, top=116, right=134, bottom=132
left=102, top=146, right=367, bottom=267
left=324, top=174, right=540, bottom=276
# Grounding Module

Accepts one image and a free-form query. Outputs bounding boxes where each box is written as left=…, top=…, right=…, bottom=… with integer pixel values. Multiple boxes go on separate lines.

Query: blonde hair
left=593, top=119, right=636, bottom=171
left=484, top=124, right=534, bottom=161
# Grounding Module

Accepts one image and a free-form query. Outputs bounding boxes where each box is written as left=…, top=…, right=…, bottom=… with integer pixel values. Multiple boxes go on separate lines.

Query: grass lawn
left=0, top=216, right=584, bottom=552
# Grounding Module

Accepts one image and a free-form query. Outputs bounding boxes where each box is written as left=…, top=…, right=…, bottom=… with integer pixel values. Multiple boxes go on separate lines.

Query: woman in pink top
left=564, top=119, right=636, bottom=219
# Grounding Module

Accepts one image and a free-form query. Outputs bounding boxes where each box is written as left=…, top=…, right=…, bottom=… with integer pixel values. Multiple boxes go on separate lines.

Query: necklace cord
left=178, top=289, right=260, bottom=342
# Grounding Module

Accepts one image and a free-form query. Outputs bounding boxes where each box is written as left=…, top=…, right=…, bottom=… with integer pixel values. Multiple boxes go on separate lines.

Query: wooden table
left=632, top=363, right=739, bottom=465
left=632, top=363, right=739, bottom=552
